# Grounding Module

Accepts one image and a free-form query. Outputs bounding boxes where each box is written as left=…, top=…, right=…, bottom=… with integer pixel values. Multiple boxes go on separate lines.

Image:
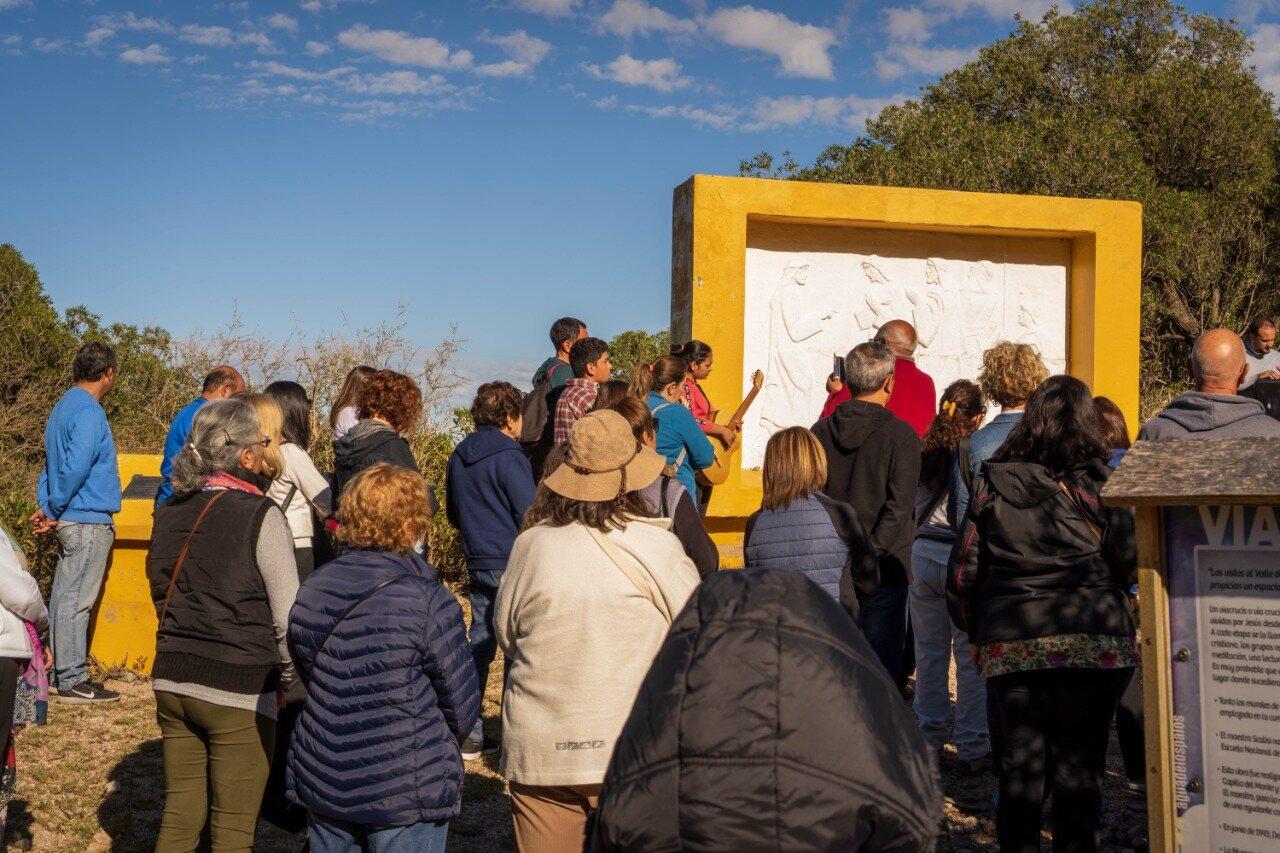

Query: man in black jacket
left=812, top=340, right=921, bottom=682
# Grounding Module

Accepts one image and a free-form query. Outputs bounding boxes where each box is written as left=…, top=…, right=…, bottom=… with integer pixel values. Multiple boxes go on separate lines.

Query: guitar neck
left=727, top=385, right=762, bottom=424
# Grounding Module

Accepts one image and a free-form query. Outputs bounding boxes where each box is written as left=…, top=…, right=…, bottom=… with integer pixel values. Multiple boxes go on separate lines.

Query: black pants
left=293, top=547, right=314, bottom=583
left=0, top=657, right=18, bottom=759
left=1115, top=666, right=1145, bottom=783
left=991, top=667, right=1132, bottom=853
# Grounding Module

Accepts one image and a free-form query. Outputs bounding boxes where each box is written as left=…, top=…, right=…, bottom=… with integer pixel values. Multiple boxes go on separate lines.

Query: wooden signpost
left=1103, top=438, right=1280, bottom=852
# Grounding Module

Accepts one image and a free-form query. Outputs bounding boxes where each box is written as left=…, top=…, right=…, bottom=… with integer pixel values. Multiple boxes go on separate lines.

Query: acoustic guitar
left=697, top=370, right=765, bottom=487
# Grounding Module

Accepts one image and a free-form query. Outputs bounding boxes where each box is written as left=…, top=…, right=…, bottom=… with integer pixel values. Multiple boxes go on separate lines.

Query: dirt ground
left=11, top=618, right=1150, bottom=851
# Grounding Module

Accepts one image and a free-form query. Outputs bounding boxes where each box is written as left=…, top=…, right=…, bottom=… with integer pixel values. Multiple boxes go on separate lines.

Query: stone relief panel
left=740, top=221, right=1070, bottom=470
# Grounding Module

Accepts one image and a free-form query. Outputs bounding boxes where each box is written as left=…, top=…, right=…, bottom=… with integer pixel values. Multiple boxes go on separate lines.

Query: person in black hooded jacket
left=947, top=375, right=1137, bottom=853
left=590, top=568, right=941, bottom=852
left=811, top=341, right=921, bottom=683
left=332, top=370, right=421, bottom=505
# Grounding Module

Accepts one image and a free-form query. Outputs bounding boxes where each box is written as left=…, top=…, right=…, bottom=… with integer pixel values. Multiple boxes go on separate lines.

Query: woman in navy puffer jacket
left=287, top=463, right=480, bottom=853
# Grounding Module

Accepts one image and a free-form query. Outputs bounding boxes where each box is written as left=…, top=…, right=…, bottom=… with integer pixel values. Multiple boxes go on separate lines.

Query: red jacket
left=819, top=358, right=936, bottom=438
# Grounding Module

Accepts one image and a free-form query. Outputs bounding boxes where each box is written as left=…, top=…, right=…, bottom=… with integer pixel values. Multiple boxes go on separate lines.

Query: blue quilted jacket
left=286, top=549, right=481, bottom=827
left=744, top=494, right=848, bottom=602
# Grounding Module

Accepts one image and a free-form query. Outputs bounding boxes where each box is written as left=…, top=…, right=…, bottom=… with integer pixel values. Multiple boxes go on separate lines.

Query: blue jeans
left=308, top=816, right=448, bottom=853
left=862, top=585, right=909, bottom=683
left=467, top=566, right=503, bottom=740
left=50, top=522, right=114, bottom=690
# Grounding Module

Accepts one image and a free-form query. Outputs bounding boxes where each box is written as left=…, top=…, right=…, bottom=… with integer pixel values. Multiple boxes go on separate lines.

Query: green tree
left=608, top=328, right=671, bottom=381
left=742, top=0, right=1280, bottom=407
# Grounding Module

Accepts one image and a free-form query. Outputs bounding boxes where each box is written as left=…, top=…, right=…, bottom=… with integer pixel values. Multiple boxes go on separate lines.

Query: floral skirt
left=978, top=633, right=1139, bottom=679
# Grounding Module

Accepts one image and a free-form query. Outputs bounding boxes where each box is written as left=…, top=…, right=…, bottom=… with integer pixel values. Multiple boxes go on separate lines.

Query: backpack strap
left=584, top=527, right=671, bottom=624
left=159, top=490, right=230, bottom=630
left=1058, top=481, right=1103, bottom=543
left=958, top=435, right=974, bottom=495
left=659, top=475, right=672, bottom=517
left=314, top=573, right=413, bottom=659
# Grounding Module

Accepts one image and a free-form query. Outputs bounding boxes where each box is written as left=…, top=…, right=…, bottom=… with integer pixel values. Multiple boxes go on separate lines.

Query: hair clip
left=942, top=400, right=957, bottom=417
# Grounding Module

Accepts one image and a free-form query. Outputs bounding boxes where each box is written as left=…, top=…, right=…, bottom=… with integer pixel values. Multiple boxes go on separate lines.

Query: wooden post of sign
left=1104, top=437, right=1280, bottom=853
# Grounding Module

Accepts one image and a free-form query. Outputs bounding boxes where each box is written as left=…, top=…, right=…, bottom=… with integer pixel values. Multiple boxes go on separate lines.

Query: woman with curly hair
left=910, top=380, right=988, bottom=768
left=948, top=375, right=1137, bottom=852
left=332, top=370, right=422, bottom=505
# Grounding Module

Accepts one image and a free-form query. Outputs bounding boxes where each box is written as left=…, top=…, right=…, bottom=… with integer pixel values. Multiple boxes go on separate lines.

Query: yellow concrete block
left=672, top=174, right=1143, bottom=544
left=90, top=453, right=162, bottom=674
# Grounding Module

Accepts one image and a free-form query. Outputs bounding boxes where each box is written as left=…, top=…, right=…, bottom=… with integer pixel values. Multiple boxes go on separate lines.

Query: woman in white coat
left=496, top=409, right=699, bottom=853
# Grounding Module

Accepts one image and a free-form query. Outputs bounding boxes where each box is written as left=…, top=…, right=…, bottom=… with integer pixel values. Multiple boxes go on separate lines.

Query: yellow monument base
left=672, top=174, right=1143, bottom=546
left=90, top=453, right=161, bottom=674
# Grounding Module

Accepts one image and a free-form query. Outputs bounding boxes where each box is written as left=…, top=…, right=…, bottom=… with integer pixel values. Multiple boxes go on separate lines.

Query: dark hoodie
left=332, top=419, right=419, bottom=504
left=444, top=427, right=535, bottom=575
left=1137, top=391, right=1280, bottom=440
left=812, top=400, right=921, bottom=587
left=590, top=568, right=942, bottom=852
left=947, top=459, right=1136, bottom=647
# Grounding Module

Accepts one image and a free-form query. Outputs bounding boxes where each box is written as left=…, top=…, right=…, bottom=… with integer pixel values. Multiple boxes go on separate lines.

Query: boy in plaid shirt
left=553, top=337, right=612, bottom=444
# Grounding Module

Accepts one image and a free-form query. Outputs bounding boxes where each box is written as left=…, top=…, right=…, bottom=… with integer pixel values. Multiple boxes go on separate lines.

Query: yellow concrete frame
left=671, top=174, right=1143, bottom=527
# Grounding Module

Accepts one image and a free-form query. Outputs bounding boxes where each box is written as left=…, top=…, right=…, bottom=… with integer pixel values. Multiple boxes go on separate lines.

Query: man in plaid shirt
left=553, top=337, right=612, bottom=444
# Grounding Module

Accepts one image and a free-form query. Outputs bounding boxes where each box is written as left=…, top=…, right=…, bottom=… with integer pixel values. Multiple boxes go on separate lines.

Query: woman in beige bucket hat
left=495, top=409, right=700, bottom=853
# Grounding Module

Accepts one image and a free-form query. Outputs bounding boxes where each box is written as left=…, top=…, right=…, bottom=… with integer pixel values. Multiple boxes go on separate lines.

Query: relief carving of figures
left=760, top=262, right=837, bottom=432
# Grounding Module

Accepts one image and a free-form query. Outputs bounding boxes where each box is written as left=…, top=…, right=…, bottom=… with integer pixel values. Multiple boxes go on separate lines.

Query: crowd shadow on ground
left=95, top=729, right=514, bottom=852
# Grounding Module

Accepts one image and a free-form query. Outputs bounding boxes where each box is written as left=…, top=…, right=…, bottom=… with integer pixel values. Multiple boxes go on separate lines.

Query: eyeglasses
left=221, top=430, right=271, bottom=449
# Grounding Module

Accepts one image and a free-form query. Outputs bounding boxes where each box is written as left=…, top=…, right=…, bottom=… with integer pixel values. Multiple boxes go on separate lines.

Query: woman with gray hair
left=147, top=398, right=300, bottom=852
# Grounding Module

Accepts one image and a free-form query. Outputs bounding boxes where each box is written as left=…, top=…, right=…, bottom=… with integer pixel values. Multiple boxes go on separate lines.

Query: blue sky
left=2, top=0, right=1276, bottom=386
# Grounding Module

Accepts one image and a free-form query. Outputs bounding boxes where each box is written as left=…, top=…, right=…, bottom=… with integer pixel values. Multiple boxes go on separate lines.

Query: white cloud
left=338, top=24, right=473, bottom=69
left=704, top=5, right=837, bottom=79
left=238, top=31, right=278, bottom=53
left=585, top=53, right=690, bottom=91
left=305, top=40, right=331, bottom=56
left=742, top=94, right=902, bottom=132
left=120, top=43, right=172, bottom=65
left=268, top=13, right=300, bottom=34
left=476, top=29, right=550, bottom=77
left=0, top=0, right=25, bottom=9
left=593, top=94, right=619, bottom=108
left=31, top=37, right=67, bottom=52
left=3, top=35, right=21, bottom=45
left=85, top=27, right=116, bottom=47
left=1253, top=23, right=1280, bottom=95
left=248, top=60, right=353, bottom=80
left=300, top=0, right=372, bottom=13
left=95, top=12, right=173, bottom=34
left=625, top=101, right=738, bottom=129
left=876, top=41, right=977, bottom=79
left=344, top=70, right=453, bottom=95
left=884, top=7, right=936, bottom=43
left=242, top=78, right=298, bottom=96
left=184, top=54, right=208, bottom=64
left=598, top=0, right=696, bottom=37
left=180, top=25, right=234, bottom=47
left=925, top=0, right=1060, bottom=19
left=514, top=0, right=580, bottom=18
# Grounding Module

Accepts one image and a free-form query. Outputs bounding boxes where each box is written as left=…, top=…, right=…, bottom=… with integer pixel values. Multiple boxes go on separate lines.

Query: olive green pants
left=155, top=691, right=275, bottom=853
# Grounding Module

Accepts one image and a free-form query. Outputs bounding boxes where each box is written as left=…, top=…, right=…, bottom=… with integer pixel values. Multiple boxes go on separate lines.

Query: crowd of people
left=3, top=311, right=1279, bottom=851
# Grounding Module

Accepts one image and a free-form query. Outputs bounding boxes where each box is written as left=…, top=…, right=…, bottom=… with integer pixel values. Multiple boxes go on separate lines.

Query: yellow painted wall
left=90, top=453, right=161, bottom=673
left=672, top=174, right=1143, bottom=539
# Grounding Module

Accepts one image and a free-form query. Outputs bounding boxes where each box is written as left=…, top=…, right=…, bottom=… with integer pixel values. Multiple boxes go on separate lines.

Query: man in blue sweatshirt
left=445, top=381, right=535, bottom=760
left=32, top=342, right=123, bottom=703
left=154, top=365, right=245, bottom=506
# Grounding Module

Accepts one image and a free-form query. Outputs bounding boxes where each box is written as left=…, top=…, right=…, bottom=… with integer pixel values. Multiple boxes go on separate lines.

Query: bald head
left=202, top=365, right=246, bottom=399
left=875, top=320, right=918, bottom=359
left=1191, top=329, right=1247, bottom=394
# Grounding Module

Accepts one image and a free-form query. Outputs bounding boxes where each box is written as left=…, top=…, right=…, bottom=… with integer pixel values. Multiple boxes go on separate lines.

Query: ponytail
left=632, top=356, right=688, bottom=399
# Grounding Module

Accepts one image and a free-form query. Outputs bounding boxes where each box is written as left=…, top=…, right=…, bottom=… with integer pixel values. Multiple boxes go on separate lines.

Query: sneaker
left=461, top=734, right=484, bottom=761
left=1127, top=778, right=1147, bottom=795
left=55, top=681, right=120, bottom=704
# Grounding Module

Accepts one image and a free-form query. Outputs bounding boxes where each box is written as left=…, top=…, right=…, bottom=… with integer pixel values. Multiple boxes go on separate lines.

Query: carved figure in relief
left=908, top=259, right=946, bottom=350
left=855, top=260, right=897, bottom=331
left=760, top=262, right=837, bottom=432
